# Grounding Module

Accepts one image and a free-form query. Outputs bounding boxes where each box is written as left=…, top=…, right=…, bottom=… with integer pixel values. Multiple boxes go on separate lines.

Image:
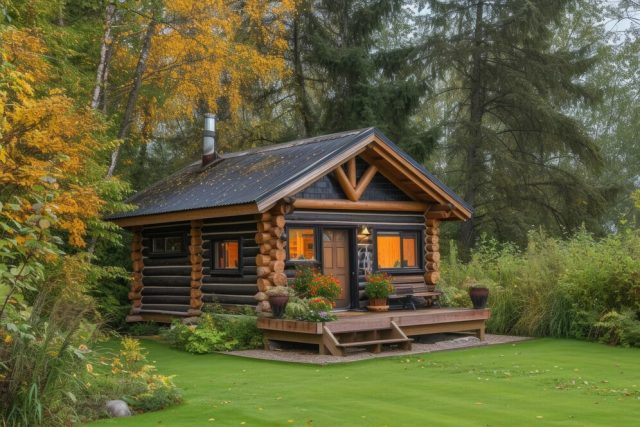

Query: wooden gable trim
left=333, top=159, right=378, bottom=202
left=111, top=203, right=260, bottom=228
left=367, top=136, right=472, bottom=220
left=293, top=199, right=428, bottom=212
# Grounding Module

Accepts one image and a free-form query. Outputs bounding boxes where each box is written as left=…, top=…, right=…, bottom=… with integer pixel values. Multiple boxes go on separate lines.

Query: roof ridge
left=221, top=128, right=372, bottom=158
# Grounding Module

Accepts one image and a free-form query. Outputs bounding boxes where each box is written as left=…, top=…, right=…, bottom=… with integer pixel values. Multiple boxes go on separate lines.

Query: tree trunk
left=292, top=10, right=313, bottom=137
left=458, top=0, right=485, bottom=255
left=92, top=2, right=116, bottom=110
left=106, top=17, right=157, bottom=178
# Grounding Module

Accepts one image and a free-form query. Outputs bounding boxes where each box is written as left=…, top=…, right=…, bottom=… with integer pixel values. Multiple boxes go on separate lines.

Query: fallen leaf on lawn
left=287, top=419, right=294, bottom=423
left=208, top=419, right=215, bottom=422
left=474, top=402, right=484, bottom=405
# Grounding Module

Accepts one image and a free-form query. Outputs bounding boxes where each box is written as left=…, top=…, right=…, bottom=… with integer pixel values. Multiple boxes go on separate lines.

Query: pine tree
left=292, top=0, right=434, bottom=153
left=417, top=0, right=611, bottom=251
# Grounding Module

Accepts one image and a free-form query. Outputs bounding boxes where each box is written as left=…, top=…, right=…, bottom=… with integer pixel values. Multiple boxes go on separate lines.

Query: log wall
left=136, top=216, right=259, bottom=317
left=424, top=218, right=440, bottom=286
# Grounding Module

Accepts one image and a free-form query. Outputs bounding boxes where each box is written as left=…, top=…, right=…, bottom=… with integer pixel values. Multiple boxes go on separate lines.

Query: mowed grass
left=87, top=338, right=640, bottom=427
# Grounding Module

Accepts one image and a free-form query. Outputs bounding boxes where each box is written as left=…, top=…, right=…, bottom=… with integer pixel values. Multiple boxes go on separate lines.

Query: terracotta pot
left=269, top=295, right=289, bottom=318
left=367, top=298, right=389, bottom=312
left=469, top=287, right=489, bottom=309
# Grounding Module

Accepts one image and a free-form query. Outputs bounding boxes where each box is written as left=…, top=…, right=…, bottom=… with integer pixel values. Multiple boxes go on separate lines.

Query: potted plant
left=468, top=284, right=489, bottom=309
left=364, top=272, right=394, bottom=312
left=266, top=286, right=291, bottom=318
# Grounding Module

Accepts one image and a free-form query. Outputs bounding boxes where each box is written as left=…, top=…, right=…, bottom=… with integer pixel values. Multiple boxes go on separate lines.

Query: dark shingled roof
left=108, top=128, right=471, bottom=220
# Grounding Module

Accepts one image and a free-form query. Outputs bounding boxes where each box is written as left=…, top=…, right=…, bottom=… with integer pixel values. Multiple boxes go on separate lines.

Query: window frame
left=373, top=229, right=423, bottom=273
left=147, top=233, right=188, bottom=258
left=286, top=225, right=321, bottom=265
left=211, top=237, right=243, bottom=275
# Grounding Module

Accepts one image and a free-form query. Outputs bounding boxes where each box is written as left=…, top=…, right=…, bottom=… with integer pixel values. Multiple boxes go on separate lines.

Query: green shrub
left=439, top=228, right=640, bottom=345
left=162, top=313, right=263, bottom=354
left=592, top=310, right=640, bottom=347
left=125, top=322, right=163, bottom=337
left=283, top=297, right=337, bottom=322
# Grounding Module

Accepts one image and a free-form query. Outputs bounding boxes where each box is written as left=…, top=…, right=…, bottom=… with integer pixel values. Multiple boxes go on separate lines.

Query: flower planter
left=367, top=298, right=389, bottom=312
left=469, top=287, right=489, bottom=309
left=269, top=295, right=289, bottom=318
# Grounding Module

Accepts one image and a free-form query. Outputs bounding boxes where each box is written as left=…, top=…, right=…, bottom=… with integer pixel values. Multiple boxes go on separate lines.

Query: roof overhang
left=110, top=202, right=260, bottom=228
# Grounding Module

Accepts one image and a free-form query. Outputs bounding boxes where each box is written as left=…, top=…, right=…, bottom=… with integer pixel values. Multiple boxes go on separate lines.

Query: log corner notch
left=254, top=198, right=294, bottom=314
left=128, top=227, right=144, bottom=315
left=189, top=220, right=204, bottom=316
left=424, top=215, right=441, bottom=286
left=333, top=157, right=378, bottom=202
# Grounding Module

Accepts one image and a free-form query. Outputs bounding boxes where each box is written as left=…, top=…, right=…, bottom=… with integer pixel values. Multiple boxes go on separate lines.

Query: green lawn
left=87, top=339, right=640, bottom=427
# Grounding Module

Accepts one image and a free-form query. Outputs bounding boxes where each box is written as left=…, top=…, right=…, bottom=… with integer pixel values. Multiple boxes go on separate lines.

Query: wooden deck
left=257, top=308, right=491, bottom=356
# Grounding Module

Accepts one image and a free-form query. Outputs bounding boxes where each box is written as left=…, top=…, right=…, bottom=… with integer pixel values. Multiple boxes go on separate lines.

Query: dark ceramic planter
left=469, top=287, right=489, bottom=309
left=269, top=295, right=289, bottom=318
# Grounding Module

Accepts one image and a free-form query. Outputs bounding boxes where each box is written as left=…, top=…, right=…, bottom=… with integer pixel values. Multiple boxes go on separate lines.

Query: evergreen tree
left=417, top=0, right=612, bottom=251
left=292, top=0, right=435, bottom=154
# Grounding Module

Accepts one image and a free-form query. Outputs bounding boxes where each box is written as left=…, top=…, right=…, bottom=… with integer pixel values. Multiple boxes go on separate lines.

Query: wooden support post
left=189, top=220, right=204, bottom=314
left=254, top=200, right=291, bottom=314
left=424, top=216, right=441, bottom=288
left=129, top=227, right=144, bottom=313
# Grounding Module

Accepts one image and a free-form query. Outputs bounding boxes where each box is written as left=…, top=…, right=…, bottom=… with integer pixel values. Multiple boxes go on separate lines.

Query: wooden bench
left=388, top=275, right=441, bottom=310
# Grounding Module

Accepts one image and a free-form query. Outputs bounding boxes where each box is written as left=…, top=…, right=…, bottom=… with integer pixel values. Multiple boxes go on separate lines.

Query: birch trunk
left=92, top=2, right=116, bottom=110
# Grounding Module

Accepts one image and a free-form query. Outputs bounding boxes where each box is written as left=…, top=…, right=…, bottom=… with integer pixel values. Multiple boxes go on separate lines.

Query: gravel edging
left=223, top=334, right=531, bottom=365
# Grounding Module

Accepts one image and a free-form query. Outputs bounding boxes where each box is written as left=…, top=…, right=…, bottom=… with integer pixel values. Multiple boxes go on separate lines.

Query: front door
left=322, top=229, right=351, bottom=309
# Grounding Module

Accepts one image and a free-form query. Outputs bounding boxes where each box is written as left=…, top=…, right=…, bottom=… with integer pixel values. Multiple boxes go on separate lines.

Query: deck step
left=337, top=337, right=412, bottom=348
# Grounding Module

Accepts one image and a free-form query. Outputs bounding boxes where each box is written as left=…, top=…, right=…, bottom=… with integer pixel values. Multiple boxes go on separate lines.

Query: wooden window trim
left=373, top=229, right=424, bottom=274
left=147, top=232, right=188, bottom=258
left=211, top=237, right=243, bottom=276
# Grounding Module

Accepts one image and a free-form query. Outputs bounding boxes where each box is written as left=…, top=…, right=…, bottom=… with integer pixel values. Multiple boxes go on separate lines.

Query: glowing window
left=376, top=231, right=419, bottom=270
left=213, top=239, right=240, bottom=270
left=289, top=228, right=316, bottom=260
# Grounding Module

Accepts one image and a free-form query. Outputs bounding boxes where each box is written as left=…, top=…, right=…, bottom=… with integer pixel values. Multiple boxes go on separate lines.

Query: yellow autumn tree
left=0, top=27, right=105, bottom=248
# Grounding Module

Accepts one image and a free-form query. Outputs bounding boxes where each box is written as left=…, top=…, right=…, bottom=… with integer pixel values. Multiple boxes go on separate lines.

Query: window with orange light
left=288, top=228, right=316, bottom=261
left=213, top=239, right=240, bottom=270
left=376, top=231, right=419, bottom=270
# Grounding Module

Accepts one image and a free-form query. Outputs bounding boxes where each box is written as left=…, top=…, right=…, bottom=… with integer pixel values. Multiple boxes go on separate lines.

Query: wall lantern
left=359, top=225, right=371, bottom=236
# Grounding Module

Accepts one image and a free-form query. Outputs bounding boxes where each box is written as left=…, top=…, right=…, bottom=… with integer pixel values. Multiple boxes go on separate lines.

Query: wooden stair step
left=337, top=338, right=412, bottom=348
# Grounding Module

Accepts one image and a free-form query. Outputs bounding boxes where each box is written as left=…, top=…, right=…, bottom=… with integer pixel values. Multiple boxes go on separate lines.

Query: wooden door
left=322, top=229, right=350, bottom=309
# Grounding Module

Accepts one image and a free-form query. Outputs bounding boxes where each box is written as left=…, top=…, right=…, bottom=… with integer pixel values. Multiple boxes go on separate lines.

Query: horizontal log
left=139, top=303, right=190, bottom=313
left=426, top=252, right=441, bottom=263
left=272, top=215, right=285, bottom=228
left=259, top=243, right=272, bottom=254
left=128, top=292, right=142, bottom=301
left=293, top=199, right=428, bottom=212
left=425, top=244, right=439, bottom=253
left=203, top=275, right=257, bottom=284
left=256, top=254, right=272, bottom=266
left=257, top=278, right=273, bottom=292
left=269, top=260, right=285, bottom=273
left=242, top=246, right=259, bottom=257
left=255, top=232, right=271, bottom=244
left=142, top=286, right=191, bottom=296
left=269, top=239, right=284, bottom=250
left=271, top=227, right=284, bottom=238
left=143, top=256, right=190, bottom=267
left=257, top=266, right=272, bottom=278
left=257, top=222, right=271, bottom=233
left=425, top=219, right=440, bottom=228
left=425, top=227, right=440, bottom=236
left=142, top=295, right=190, bottom=305
left=424, top=271, right=440, bottom=284
left=425, top=235, right=439, bottom=245
left=269, top=249, right=286, bottom=261
left=143, top=266, right=193, bottom=276
left=260, top=212, right=272, bottom=222
left=426, top=261, right=440, bottom=271
left=201, top=283, right=258, bottom=295
left=269, top=272, right=287, bottom=286
left=142, top=276, right=191, bottom=286
left=254, top=292, right=268, bottom=302
left=201, top=294, right=257, bottom=305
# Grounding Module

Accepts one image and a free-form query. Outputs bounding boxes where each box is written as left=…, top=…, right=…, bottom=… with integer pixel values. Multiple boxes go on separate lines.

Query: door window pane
left=214, top=240, right=240, bottom=270
left=289, top=228, right=316, bottom=260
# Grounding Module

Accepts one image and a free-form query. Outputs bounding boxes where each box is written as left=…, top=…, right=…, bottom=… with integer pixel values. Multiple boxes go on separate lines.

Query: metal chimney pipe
left=202, top=113, right=217, bottom=166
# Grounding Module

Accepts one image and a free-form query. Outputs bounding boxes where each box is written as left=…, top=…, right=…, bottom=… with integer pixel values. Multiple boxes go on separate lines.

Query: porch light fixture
left=359, top=225, right=371, bottom=236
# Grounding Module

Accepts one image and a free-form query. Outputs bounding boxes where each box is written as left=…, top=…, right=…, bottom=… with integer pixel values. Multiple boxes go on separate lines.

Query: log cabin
left=108, top=116, right=473, bottom=323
